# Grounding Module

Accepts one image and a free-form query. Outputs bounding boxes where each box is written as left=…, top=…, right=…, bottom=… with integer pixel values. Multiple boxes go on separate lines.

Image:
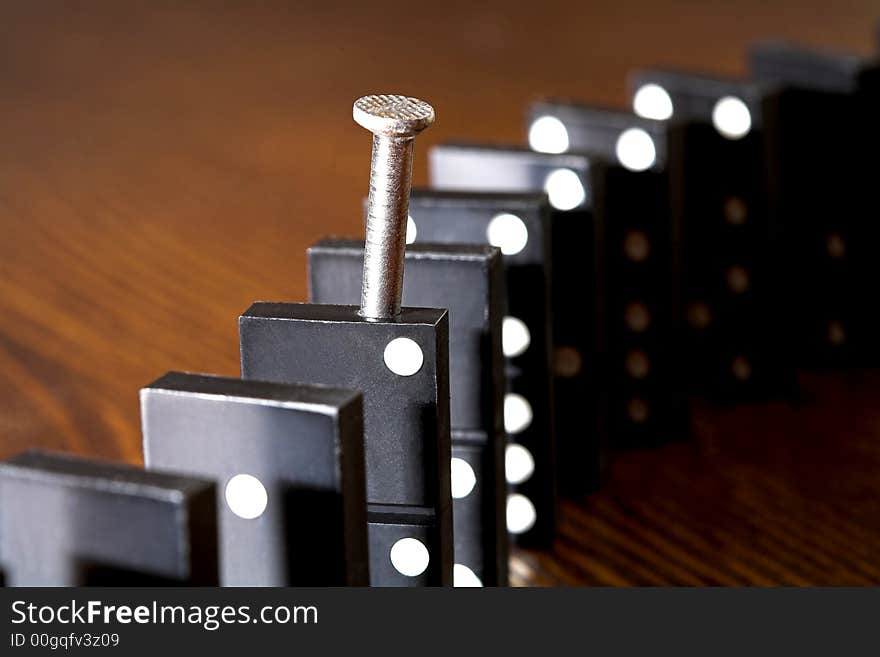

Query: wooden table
left=2, top=0, right=878, bottom=585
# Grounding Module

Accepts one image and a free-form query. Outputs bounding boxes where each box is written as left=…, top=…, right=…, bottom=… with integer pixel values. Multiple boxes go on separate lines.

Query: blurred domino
left=0, top=450, right=218, bottom=586
left=750, top=42, right=880, bottom=367
left=627, top=70, right=794, bottom=398
left=525, top=104, right=688, bottom=446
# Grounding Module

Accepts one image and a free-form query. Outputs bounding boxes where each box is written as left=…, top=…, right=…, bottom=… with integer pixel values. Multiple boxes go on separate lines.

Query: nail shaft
left=360, top=135, right=414, bottom=319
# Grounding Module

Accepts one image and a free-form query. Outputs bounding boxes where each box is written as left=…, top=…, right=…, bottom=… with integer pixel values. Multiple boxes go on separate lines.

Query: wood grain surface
left=1, top=0, right=878, bottom=585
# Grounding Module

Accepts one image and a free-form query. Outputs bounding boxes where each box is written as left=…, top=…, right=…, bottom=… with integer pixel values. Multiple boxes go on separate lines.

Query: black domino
left=141, top=372, right=369, bottom=586
left=750, top=42, right=880, bottom=367
left=404, top=190, right=575, bottom=522
left=0, top=450, right=218, bottom=586
left=239, top=303, right=453, bottom=586
left=429, top=145, right=599, bottom=499
left=628, top=70, right=794, bottom=399
left=308, top=239, right=508, bottom=585
left=523, top=104, right=688, bottom=445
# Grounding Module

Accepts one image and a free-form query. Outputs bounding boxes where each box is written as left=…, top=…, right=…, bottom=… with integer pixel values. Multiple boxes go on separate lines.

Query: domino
left=0, top=450, right=218, bottom=586
left=403, top=191, right=573, bottom=522
left=628, top=70, right=794, bottom=399
left=749, top=42, right=880, bottom=367
left=308, top=239, right=508, bottom=585
left=239, top=304, right=452, bottom=586
left=141, top=372, right=369, bottom=586
left=430, top=144, right=596, bottom=501
left=523, top=103, right=688, bottom=445
left=590, top=159, right=687, bottom=445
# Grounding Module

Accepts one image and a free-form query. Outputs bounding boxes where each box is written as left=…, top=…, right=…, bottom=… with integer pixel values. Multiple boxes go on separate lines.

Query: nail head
left=353, top=94, right=435, bottom=137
